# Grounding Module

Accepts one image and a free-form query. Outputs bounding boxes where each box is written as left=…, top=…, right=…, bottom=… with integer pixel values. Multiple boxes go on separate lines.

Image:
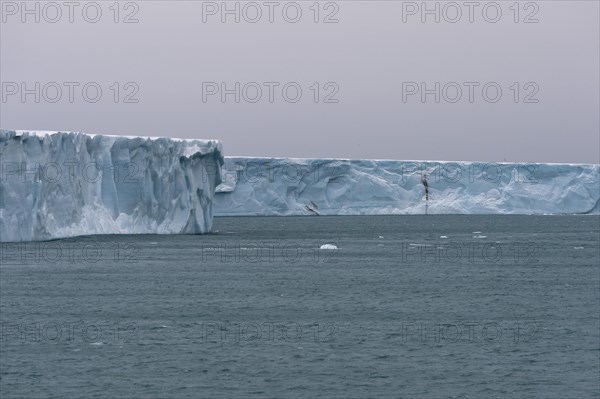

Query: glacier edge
left=2, top=130, right=598, bottom=242
left=0, top=130, right=224, bottom=242
left=214, top=157, right=600, bottom=216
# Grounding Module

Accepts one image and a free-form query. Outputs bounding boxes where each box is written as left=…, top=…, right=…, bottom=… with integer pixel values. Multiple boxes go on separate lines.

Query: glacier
left=214, top=157, right=600, bottom=216
left=0, top=130, right=223, bottom=242
left=2, top=130, right=598, bottom=242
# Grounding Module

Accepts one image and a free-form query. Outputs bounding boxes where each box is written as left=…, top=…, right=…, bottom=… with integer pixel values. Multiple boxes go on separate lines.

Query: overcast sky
left=2, top=1, right=599, bottom=163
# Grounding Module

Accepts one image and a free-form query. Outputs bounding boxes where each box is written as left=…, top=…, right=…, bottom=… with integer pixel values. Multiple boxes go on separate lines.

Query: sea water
left=1, top=215, right=599, bottom=398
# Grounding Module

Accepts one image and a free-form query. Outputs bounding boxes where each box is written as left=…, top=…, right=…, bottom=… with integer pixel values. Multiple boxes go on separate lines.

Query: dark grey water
left=1, top=215, right=599, bottom=398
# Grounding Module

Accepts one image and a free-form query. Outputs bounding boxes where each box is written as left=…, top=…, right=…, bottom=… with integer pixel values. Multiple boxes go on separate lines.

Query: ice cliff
left=214, top=157, right=599, bottom=216
left=0, top=130, right=223, bottom=242
left=2, top=130, right=597, bottom=242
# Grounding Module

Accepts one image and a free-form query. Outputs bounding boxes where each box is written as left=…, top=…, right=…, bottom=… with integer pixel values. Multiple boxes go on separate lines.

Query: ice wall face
left=0, top=131, right=223, bottom=242
left=214, top=158, right=600, bottom=216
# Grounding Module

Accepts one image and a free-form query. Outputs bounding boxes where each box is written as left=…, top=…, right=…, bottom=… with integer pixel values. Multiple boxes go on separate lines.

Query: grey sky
left=1, top=1, right=599, bottom=163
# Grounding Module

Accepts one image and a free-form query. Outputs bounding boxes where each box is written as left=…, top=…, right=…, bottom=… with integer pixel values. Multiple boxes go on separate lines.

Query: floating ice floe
left=320, top=244, right=338, bottom=250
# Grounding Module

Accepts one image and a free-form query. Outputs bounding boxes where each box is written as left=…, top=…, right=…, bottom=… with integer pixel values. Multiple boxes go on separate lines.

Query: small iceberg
left=320, top=244, right=338, bottom=250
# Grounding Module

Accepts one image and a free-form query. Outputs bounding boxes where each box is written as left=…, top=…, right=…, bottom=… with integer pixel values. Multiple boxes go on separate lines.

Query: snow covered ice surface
left=214, top=157, right=600, bottom=216
left=0, top=130, right=223, bottom=242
